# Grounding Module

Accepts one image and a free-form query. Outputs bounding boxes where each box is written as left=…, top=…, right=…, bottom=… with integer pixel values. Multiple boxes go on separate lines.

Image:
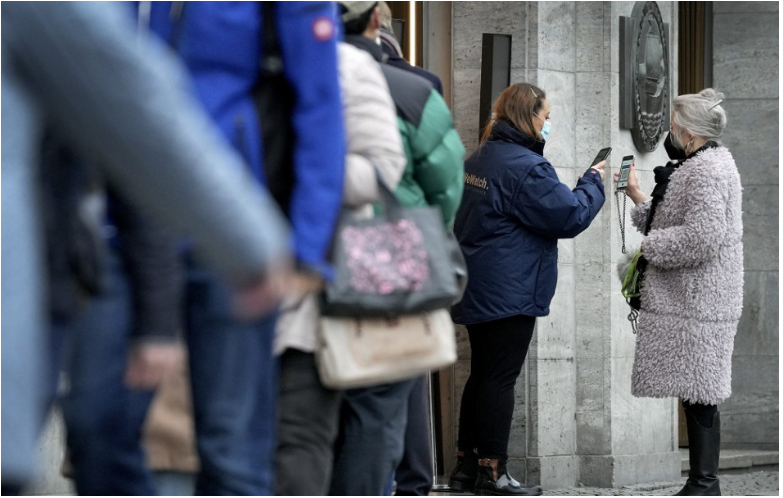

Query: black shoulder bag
left=252, top=2, right=297, bottom=217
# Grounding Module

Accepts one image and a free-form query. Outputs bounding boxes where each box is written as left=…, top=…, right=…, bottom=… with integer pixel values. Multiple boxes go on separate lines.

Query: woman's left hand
left=124, top=342, right=184, bottom=390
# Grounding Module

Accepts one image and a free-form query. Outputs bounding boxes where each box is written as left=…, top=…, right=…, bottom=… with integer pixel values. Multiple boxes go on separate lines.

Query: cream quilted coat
left=274, top=42, right=406, bottom=355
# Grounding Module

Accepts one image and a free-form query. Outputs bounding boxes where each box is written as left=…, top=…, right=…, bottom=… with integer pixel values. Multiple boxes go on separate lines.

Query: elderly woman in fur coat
left=616, top=88, right=743, bottom=497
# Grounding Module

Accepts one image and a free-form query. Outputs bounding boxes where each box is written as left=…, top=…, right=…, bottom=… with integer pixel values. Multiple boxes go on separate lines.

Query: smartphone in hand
left=616, top=155, right=634, bottom=190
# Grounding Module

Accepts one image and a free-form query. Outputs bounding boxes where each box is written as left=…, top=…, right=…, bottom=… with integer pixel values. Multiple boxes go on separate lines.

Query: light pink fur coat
left=630, top=146, right=743, bottom=405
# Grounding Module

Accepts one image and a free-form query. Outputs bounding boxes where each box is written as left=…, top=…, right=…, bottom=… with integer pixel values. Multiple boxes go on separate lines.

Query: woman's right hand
left=614, top=163, right=647, bottom=205
left=590, top=160, right=606, bottom=182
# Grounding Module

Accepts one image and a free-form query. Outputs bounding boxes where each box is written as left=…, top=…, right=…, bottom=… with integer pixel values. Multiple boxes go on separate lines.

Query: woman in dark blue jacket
left=449, top=83, right=606, bottom=496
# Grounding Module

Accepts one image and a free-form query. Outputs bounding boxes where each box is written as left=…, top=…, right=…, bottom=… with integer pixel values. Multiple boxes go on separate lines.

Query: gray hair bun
left=673, top=88, right=728, bottom=140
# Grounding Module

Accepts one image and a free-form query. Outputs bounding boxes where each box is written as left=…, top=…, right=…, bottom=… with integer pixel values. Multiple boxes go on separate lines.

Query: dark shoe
left=475, top=460, right=543, bottom=496
left=674, top=411, right=721, bottom=496
left=449, top=451, right=478, bottom=492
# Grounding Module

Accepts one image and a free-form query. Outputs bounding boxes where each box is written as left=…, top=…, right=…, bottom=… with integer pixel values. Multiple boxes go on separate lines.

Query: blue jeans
left=61, top=255, right=278, bottom=495
left=60, top=255, right=157, bottom=495
left=185, top=263, right=278, bottom=495
left=153, top=471, right=196, bottom=496
left=329, top=378, right=418, bottom=496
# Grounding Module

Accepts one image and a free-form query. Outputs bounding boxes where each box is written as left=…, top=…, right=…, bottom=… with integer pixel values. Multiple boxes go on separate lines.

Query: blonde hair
left=480, top=82, right=547, bottom=144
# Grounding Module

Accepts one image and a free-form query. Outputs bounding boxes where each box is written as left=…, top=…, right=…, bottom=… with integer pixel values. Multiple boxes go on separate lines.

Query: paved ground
left=546, top=468, right=778, bottom=496
left=434, top=468, right=778, bottom=496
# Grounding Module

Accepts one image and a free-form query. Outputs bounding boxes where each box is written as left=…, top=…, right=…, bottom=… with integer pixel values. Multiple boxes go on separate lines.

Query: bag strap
left=256, top=3, right=297, bottom=216
left=373, top=169, right=406, bottom=218
left=261, top=2, right=284, bottom=77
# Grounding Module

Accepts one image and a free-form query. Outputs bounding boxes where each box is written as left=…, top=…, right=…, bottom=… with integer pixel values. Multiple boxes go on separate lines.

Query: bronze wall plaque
left=620, top=2, right=670, bottom=153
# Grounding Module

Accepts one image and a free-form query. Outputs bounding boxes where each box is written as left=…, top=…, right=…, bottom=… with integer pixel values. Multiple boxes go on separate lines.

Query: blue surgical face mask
left=540, top=120, right=551, bottom=142
left=535, top=113, right=550, bottom=142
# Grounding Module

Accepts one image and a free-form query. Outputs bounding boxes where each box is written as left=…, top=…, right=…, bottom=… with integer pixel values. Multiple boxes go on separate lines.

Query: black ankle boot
left=449, top=450, right=478, bottom=492
left=675, top=411, right=721, bottom=496
left=474, top=459, right=543, bottom=496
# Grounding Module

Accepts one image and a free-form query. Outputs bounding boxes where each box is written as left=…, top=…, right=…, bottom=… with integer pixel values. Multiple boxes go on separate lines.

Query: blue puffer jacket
left=145, top=1, right=345, bottom=279
left=451, top=120, right=605, bottom=324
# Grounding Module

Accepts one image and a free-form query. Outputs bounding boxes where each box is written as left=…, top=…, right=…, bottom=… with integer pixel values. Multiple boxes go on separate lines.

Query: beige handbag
left=316, top=309, right=457, bottom=389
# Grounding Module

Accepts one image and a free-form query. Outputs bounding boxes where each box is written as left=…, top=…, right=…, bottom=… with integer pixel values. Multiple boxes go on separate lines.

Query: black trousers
left=457, top=314, right=536, bottom=460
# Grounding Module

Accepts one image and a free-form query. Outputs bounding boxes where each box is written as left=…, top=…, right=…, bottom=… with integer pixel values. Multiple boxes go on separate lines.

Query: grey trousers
left=274, top=350, right=342, bottom=496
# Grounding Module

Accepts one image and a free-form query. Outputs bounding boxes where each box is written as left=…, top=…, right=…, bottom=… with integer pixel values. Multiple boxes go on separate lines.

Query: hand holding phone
left=615, top=155, right=634, bottom=190
left=588, top=147, right=610, bottom=181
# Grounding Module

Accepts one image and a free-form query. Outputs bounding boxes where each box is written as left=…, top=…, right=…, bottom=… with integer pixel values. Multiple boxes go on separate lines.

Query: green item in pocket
left=621, top=251, right=645, bottom=300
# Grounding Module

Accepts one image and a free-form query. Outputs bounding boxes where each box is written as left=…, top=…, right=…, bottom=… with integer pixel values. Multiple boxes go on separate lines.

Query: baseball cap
left=338, top=1, right=378, bottom=24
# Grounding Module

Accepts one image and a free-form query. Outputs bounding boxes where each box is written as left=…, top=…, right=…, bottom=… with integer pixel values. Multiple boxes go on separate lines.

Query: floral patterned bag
left=320, top=177, right=467, bottom=317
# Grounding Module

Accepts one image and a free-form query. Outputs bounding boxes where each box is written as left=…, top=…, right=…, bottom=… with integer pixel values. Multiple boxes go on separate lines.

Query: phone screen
left=617, top=156, right=633, bottom=189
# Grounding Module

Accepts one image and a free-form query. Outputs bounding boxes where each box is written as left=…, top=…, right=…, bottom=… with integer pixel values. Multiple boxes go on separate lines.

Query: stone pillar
left=576, top=1, right=681, bottom=488
left=711, top=1, right=779, bottom=450
left=449, top=1, right=681, bottom=488
left=422, top=2, right=454, bottom=108
left=449, top=0, right=540, bottom=480
left=522, top=2, right=581, bottom=486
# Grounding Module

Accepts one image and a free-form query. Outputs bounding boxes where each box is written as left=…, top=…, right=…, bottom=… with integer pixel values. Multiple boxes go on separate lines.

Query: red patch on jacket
left=312, top=17, right=335, bottom=42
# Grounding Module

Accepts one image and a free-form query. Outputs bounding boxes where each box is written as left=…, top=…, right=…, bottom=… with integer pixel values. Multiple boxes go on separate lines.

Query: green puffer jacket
left=392, top=88, right=466, bottom=228
left=346, top=35, right=465, bottom=228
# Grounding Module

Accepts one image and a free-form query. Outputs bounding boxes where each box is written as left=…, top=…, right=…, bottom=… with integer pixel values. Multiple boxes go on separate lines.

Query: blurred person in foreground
left=56, top=178, right=190, bottom=495
left=1, top=1, right=290, bottom=492
left=378, top=2, right=447, bottom=494
left=142, top=348, right=199, bottom=496
left=136, top=2, right=345, bottom=495
left=329, top=2, right=465, bottom=495
left=273, top=38, right=406, bottom=496
left=43, top=124, right=195, bottom=495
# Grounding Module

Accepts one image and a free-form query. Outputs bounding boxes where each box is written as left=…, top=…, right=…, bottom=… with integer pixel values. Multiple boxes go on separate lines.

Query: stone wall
left=711, top=1, right=779, bottom=450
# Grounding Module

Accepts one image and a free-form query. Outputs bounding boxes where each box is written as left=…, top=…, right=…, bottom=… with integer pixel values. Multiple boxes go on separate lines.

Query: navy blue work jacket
left=451, top=120, right=605, bottom=324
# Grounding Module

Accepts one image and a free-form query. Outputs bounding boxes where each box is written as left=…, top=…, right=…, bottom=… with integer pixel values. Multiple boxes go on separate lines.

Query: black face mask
left=663, top=132, right=687, bottom=161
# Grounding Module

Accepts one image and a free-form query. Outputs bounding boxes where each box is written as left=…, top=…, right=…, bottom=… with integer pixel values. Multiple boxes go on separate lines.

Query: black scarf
left=629, top=139, right=720, bottom=316
left=644, top=139, right=720, bottom=234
